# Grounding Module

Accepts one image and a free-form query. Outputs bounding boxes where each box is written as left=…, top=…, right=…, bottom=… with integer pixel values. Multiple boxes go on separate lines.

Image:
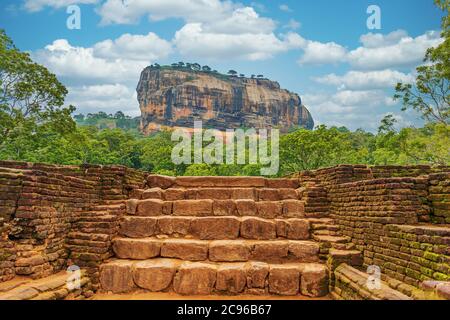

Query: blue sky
left=0, top=0, right=445, bottom=131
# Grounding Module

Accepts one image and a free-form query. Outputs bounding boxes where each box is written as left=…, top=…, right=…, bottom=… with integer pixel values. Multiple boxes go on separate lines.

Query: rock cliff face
left=136, top=66, right=314, bottom=134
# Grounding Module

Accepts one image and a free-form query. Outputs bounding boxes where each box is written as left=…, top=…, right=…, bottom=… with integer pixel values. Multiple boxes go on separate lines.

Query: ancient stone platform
left=0, top=161, right=449, bottom=300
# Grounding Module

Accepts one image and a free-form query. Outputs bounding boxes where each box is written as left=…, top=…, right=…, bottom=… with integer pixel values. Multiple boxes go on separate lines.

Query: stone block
left=268, top=265, right=300, bottom=295
left=235, top=199, right=257, bottom=216
left=120, top=217, right=157, bottom=238
left=113, top=239, right=161, bottom=260
left=196, top=188, right=231, bottom=199
left=240, top=217, right=276, bottom=240
left=258, top=189, right=280, bottom=201
left=132, top=259, right=179, bottom=291
left=213, top=200, right=237, bottom=216
left=141, top=188, right=163, bottom=200
left=147, top=175, right=175, bottom=189
left=276, top=219, right=310, bottom=240
left=209, top=240, right=250, bottom=262
left=300, top=264, right=329, bottom=297
left=266, top=179, right=300, bottom=189
left=251, top=241, right=289, bottom=263
left=173, top=262, right=217, bottom=295
left=100, top=260, right=135, bottom=293
left=136, top=199, right=170, bottom=216
left=245, top=262, right=269, bottom=289
left=157, top=216, right=191, bottom=236
left=288, top=241, right=320, bottom=262
left=161, top=239, right=208, bottom=261
left=126, top=199, right=139, bottom=215
left=190, top=217, right=240, bottom=240
left=163, top=188, right=185, bottom=201
left=282, top=200, right=305, bottom=218
left=256, top=201, right=282, bottom=219
left=216, top=264, right=246, bottom=293
left=173, top=200, right=213, bottom=216
left=231, top=188, right=256, bottom=200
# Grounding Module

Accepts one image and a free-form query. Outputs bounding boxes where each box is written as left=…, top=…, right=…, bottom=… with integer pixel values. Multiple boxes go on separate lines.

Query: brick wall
left=0, top=161, right=146, bottom=283
left=314, top=165, right=450, bottom=288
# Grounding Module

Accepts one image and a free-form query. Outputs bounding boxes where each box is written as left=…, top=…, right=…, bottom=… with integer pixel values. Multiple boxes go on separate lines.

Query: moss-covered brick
left=404, top=233, right=417, bottom=241
left=411, top=248, right=423, bottom=257
left=420, top=266, right=435, bottom=277
left=423, top=251, right=441, bottom=262
left=420, top=243, right=433, bottom=251
left=405, top=268, right=422, bottom=280
left=432, top=272, right=449, bottom=281
left=410, top=241, right=421, bottom=249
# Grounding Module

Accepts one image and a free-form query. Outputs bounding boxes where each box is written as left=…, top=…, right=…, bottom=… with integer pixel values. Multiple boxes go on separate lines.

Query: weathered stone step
left=126, top=198, right=306, bottom=218
left=311, top=223, right=339, bottom=231
left=112, top=238, right=320, bottom=264
left=312, top=230, right=341, bottom=236
left=135, top=187, right=300, bottom=201
left=0, top=271, right=92, bottom=300
left=68, top=232, right=112, bottom=242
left=312, top=235, right=351, bottom=244
left=90, top=203, right=125, bottom=211
left=172, top=176, right=300, bottom=188
left=101, top=199, right=127, bottom=205
left=100, top=258, right=328, bottom=297
left=119, top=216, right=313, bottom=240
left=332, top=263, right=411, bottom=300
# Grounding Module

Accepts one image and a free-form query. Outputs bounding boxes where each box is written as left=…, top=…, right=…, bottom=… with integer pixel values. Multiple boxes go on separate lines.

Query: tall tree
left=0, top=29, right=75, bottom=154
left=394, top=1, right=449, bottom=124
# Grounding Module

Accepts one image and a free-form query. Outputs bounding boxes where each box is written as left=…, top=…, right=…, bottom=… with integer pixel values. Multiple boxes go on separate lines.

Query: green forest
left=0, top=2, right=448, bottom=177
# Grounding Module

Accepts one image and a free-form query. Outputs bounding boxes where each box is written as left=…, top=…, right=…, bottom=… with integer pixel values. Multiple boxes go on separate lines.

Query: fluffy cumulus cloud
left=33, top=34, right=171, bottom=82
left=298, top=30, right=443, bottom=70
left=23, top=0, right=98, bottom=12
left=33, top=32, right=171, bottom=115
left=93, top=32, right=172, bottom=61
left=66, top=84, right=139, bottom=115
left=174, top=24, right=302, bottom=60
left=315, top=69, right=414, bottom=90
left=348, top=30, right=442, bottom=70
left=302, top=90, right=399, bottom=130
left=297, top=40, right=347, bottom=65
left=97, top=0, right=304, bottom=61
left=298, top=29, right=442, bottom=130
left=97, top=0, right=237, bottom=25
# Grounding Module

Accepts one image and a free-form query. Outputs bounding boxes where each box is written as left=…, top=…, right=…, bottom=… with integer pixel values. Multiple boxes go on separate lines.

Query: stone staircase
left=99, top=176, right=344, bottom=297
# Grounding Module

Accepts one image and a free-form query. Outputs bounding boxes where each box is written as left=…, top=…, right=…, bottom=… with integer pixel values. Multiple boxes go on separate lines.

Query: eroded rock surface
left=137, top=67, right=314, bottom=134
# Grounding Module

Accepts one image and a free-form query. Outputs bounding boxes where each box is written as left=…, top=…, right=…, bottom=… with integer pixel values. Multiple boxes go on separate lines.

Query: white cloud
left=97, top=0, right=238, bottom=25
left=333, top=90, right=396, bottom=107
left=98, top=1, right=291, bottom=61
left=173, top=24, right=301, bottom=60
left=297, top=30, right=443, bottom=70
left=202, top=7, right=275, bottom=35
left=359, top=29, right=409, bottom=48
left=284, top=19, right=301, bottom=30
left=93, top=32, right=172, bottom=61
left=298, top=40, right=347, bottom=65
left=33, top=32, right=171, bottom=116
left=302, top=89, right=399, bottom=130
left=348, top=30, right=442, bottom=70
left=67, top=84, right=139, bottom=115
left=279, top=4, right=292, bottom=12
left=315, top=69, right=414, bottom=90
left=24, top=0, right=98, bottom=12
left=34, top=33, right=171, bottom=83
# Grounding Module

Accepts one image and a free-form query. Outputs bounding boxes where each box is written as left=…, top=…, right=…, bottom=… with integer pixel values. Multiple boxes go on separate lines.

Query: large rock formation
left=136, top=66, right=314, bottom=134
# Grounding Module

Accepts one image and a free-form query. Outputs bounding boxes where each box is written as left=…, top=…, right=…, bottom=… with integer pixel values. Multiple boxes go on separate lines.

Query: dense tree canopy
left=0, top=29, right=75, bottom=159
